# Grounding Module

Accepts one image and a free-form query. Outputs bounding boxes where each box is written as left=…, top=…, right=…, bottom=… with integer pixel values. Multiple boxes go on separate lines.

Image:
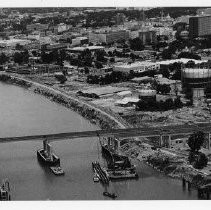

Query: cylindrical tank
left=182, top=68, right=211, bottom=80
left=182, top=68, right=211, bottom=100
left=192, top=88, right=205, bottom=98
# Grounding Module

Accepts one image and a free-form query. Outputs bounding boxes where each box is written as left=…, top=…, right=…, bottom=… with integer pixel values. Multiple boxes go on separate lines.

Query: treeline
left=136, top=97, right=183, bottom=111
left=87, top=71, right=129, bottom=85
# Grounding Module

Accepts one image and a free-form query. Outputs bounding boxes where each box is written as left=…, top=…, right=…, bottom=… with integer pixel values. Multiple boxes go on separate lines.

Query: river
left=0, top=82, right=198, bottom=200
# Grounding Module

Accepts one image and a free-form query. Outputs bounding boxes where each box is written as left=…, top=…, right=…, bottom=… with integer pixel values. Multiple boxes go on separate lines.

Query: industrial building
left=26, top=23, right=49, bottom=32
left=114, top=61, right=160, bottom=73
left=71, top=37, right=88, bottom=46
left=189, top=15, right=211, bottom=38
left=0, top=39, right=31, bottom=49
left=88, top=30, right=130, bottom=44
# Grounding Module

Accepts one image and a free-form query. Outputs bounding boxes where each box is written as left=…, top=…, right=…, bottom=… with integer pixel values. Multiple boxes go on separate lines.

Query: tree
left=187, top=131, right=205, bottom=153
left=159, top=68, right=170, bottom=78
left=0, top=53, right=9, bottom=65
left=188, top=151, right=208, bottom=169
left=157, top=84, right=171, bottom=95
left=174, top=97, right=183, bottom=108
left=129, top=38, right=144, bottom=51
left=161, top=49, right=173, bottom=60
left=95, top=61, right=103, bottom=69
left=15, top=43, right=24, bottom=51
left=54, top=73, right=67, bottom=84
left=110, top=57, right=115, bottom=63
left=13, top=52, right=24, bottom=64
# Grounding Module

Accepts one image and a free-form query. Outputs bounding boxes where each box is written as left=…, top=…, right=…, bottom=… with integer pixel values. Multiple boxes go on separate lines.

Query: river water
left=0, top=82, right=198, bottom=200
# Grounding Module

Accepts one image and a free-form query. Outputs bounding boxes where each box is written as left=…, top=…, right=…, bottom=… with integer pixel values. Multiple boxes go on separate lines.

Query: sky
left=0, top=0, right=210, bottom=7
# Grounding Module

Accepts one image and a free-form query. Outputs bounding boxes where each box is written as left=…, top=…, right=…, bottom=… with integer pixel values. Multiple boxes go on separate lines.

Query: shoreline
left=0, top=73, right=129, bottom=130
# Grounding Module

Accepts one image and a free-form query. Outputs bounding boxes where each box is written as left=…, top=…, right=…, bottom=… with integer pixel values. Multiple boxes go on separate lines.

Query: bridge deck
left=0, top=123, right=210, bottom=143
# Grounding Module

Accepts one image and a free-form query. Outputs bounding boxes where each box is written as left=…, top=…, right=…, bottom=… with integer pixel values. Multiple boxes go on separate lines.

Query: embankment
left=0, top=74, right=128, bottom=130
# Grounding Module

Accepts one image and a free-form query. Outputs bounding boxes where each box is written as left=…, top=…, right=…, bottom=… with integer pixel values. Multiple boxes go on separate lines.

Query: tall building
left=189, top=15, right=211, bottom=38
left=197, top=8, right=211, bottom=15
left=182, top=67, right=211, bottom=100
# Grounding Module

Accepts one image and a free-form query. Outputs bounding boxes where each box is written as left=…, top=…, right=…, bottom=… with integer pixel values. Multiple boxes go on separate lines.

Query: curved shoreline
left=0, top=73, right=129, bottom=130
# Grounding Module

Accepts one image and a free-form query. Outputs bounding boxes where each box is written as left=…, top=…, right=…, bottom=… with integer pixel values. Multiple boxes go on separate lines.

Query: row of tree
left=136, top=97, right=183, bottom=111
left=87, top=71, right=128, bottom=85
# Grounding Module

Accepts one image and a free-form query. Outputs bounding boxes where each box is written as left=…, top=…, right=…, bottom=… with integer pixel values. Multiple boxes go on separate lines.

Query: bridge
left=0, top=122, right=211, bottom=150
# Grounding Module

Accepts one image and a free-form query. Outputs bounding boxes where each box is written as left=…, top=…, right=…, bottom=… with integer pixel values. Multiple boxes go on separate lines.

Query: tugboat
left=0, top=179, right=11, bottom=201
left=103, top=191, right=117, bottom=199
left=37, top=139, right=60, bottom=166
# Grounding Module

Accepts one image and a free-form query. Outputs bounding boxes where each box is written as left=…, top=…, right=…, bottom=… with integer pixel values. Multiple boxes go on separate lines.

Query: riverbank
left=137, top=145, right=211, bottom=189
left=0, top=73, right=128, bottom=130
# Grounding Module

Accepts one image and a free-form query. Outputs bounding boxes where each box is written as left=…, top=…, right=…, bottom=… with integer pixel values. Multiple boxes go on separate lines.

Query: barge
left=99, top=137, right=138, bottom=180
left=50, top=166, right=65, bottom=175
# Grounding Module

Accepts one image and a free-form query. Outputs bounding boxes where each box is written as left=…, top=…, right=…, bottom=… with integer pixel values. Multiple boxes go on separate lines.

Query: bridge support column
left=43, top=139, right=48, bottom=152
left=168, top=135, right=171, bottom=148
left=113, top=138, right=120, bottom=154
left=160, top=135, right=163, bottom=147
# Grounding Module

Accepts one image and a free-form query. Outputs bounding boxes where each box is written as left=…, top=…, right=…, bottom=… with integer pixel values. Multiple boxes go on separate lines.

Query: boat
left=92, top=162, right=109, bottom=184
left=0, top=179, right=11, bottom=201
left=93, top=173, right=100, bottom=182
left=50, top=166, right=65, bottom=175
left=37, top=149, right=60, bottom=166
left=37, top=140, right=60, bottom=166
left=103, top=191, right=117, bottom=199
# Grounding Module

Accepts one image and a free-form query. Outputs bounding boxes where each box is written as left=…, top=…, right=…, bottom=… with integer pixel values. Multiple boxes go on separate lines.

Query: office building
left=189, top=15, right=211, bottom=38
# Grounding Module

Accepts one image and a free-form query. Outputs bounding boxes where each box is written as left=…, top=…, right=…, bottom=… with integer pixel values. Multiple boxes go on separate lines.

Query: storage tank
left=182, top=68, right=211, bottom=99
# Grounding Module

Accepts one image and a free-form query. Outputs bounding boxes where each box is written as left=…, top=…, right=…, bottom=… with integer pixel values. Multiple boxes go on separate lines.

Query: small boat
left=103, top=191, right=117, bottom=199
left=93, top=173, right=100, bottom=182
left=50, top=166, right=65, bottom=175
left=0, top=179, right=11, bottom=201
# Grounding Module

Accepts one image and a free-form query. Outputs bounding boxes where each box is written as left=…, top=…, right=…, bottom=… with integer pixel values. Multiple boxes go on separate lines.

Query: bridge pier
left=43, top=139, right=52, bottom=160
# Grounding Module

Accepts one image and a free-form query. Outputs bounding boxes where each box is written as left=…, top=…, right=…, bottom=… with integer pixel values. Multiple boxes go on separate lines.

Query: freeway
left=0, top=122, right=211, bottom=143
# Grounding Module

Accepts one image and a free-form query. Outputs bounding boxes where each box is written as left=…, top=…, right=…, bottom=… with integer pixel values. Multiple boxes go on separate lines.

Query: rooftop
left=157, top=58, right=207, bottom=65
left=68, top=46, right=105, bottom=52
left=81, top=86, right=128, bottom=96
left=115, top=61, right=158, bottom=69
